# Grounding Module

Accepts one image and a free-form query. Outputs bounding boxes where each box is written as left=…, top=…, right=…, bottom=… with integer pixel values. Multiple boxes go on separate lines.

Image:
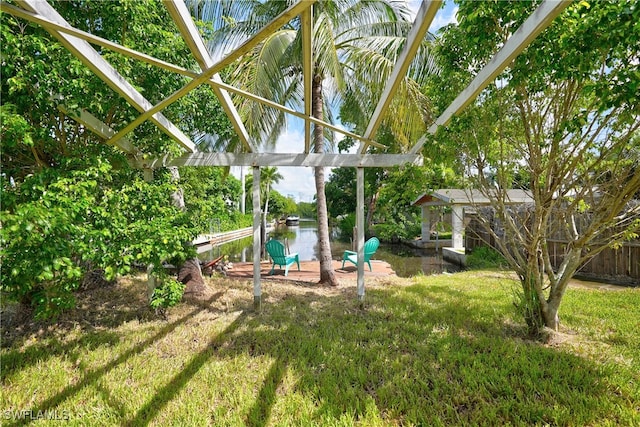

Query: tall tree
left=1, top=0, right=234, bottom=316
left=260, top=166, right=284, bottom=223
left=190, top=0, right=437, bottom=285
left=428, top=0, right=640, bottom=333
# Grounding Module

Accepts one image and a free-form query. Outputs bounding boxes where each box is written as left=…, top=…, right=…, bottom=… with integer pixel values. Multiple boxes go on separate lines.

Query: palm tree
left=190, top=0, right=437, bottom=285
left=244, top=167, right=283, bottom=219
left=260, top=166, right=283, bottom=223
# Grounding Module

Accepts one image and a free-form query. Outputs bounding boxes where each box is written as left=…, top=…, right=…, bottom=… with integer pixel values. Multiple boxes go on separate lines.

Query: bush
left=0, top=163, right=197, bottom=319
left=150, top=278, right=186, bottom=311
left=337, top=214, right=356, bottom=241
left=372, top=215, right=421, bottom=242
left=466, top=246, right=506, bottom=269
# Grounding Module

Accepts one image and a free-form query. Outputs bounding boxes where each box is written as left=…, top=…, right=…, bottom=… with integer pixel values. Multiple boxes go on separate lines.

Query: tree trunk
left=263, top=182, right=271, bottom=224
left=541, top=247, right=583, bottom=331
left=168, top=167, right=207, bottom=297
left=521, top=246, right=583, bottom=334
left=542, top=303, right=560, bottom=332
left=519, top=271, right=546, bottom=335
left=313, top=74, right=338, bottom=286
left=366, top=186, right=379, bottom=233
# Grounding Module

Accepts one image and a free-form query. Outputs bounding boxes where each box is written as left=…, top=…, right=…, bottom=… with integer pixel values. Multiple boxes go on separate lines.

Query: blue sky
left=233, top=1, right=459, bottom=203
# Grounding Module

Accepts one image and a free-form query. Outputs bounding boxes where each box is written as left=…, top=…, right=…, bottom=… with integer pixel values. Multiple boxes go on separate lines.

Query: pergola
left=2, top=0, right=571, bottom=308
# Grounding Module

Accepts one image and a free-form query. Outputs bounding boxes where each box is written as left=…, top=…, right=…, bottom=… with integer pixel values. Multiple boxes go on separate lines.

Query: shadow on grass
left=121, top=310, right=248, bottom=427
left=204, top=287, right=635, bottom=426
left=5, top=277, right=638, bottom=426
left=1, top=279, right=151, bottom=381
left=2, top=291, right=226, bottom=427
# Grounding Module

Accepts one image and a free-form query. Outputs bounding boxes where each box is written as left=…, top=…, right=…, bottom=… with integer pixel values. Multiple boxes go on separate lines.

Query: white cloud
left=272, top=122, right=305, bottom=153
left=270, top=126, right=316, bottom=202
left=270, top=123, right=350, bottom=203
left=230, top=126, right=318, bottom=203
left=273, top=166, right=316, bottom=203
left=432, top=4, right=458, bottom=32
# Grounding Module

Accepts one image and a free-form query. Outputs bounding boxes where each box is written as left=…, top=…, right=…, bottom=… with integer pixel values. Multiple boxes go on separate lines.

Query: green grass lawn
left=2, top=271, right=638, bottom=426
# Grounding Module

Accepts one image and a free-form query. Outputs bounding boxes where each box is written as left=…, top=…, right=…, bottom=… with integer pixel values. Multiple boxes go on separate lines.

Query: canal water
left=198, top=219, right=461, bottom=278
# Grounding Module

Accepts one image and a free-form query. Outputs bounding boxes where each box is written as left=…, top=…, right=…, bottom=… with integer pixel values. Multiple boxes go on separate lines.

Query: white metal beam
left=204, top=78, right=384, bottom=148
left=2, top=2, right=366, bottom=151
left=165, top=1, right=252, bottom=152
left=359, top=0, right=441, bottom=153
left=106, top=0, right=316, bottom=149
left=409, top=0, right=571, bottom=155
left=135, top=152, right=423, bottom=169
left=194, top=0, right=316, bottom=74
left=57, top=105, right=137, bottom=154
left=0, top=3, right=196, bottom=78
left=252, top=166, right=262, bottom=311
left=6, top=1, right=378, bottom=153
left=15, top=0, right=197, bottom=153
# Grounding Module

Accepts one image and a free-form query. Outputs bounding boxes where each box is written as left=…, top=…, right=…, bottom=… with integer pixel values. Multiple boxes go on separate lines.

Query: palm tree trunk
left=366, top=187, right=379, bottom=233
left=313, top=74, right=338, bottom=286
left=263, top=182, right=271, bottom=223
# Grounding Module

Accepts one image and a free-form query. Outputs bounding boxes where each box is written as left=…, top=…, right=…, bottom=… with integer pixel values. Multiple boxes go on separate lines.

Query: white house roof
left=412, top=189, right=534, bottom=207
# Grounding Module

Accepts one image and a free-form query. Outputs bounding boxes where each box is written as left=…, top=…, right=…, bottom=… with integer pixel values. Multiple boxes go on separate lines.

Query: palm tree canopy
left=188, top=0, right=438, bottom=150
left=260, top=166, right=284, bottom=192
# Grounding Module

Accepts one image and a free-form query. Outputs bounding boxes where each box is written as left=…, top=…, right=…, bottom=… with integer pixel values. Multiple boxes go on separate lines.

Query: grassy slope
left=1, top=271, right=638, bottom=426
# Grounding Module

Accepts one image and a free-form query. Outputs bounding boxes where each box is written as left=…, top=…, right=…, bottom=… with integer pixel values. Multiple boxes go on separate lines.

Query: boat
left=285, top=215, right=300, bottom=226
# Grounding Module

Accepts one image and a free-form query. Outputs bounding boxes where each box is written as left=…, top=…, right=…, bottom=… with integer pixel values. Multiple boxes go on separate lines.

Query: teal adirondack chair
left=265, top=239, right=300, bottom=276
left=341, top=237, right=380, bottom=272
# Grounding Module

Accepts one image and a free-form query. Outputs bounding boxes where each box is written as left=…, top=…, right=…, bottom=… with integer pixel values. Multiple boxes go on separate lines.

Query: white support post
left=422, top=206, right=431, bottom=242
left=452, top=206, right=464, bottom=250
left=240, top=166, right=246, bottom=214
left=356, top=167, right=365, bottom=304
left=252, top=166, right=262, bottom=311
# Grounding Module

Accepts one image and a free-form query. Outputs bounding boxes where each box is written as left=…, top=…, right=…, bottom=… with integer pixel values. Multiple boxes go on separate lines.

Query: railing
left=206, top=227, right=253, bottom=246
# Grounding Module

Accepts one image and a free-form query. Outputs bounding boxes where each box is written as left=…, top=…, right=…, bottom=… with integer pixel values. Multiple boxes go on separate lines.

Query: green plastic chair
left=341, top=237, right=380, bottom=272
left=265, top=239, right=300, bottom=276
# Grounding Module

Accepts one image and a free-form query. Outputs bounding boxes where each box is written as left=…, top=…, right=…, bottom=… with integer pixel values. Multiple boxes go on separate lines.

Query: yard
left=2, top=271, right=638, bottom=426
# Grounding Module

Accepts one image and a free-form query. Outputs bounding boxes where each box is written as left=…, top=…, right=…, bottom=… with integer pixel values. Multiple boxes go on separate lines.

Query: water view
left=198, top=220, right=462, bottom=278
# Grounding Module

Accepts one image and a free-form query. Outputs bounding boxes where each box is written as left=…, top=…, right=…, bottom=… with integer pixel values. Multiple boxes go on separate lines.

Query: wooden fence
left=465, top=214, right=640, bottom=285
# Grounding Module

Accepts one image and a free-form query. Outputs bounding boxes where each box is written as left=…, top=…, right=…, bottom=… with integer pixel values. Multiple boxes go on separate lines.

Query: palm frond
left=194, top=0, right=437, bottom=153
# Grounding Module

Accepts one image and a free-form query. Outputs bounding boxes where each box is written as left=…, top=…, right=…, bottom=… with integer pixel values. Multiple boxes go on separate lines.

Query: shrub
left=372, top=215, right=421, bottom=242
left=1, top=163, right=197, bottom=319
left=466, top=246, right=506, bottom=269
left=150, top=278, right=186, bottom=311
left=337, top=213, right=356, bottom=241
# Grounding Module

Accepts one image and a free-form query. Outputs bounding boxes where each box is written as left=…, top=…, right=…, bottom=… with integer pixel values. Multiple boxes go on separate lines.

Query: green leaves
left=149, top=278, right=186, bottom=310
left=427, top=0, right=640, bottom=332
left=0, top=162, right=198, bottom=318
left=0, top=104, right=34, bottom=147
left=1, top=1, right=241, bottom=319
